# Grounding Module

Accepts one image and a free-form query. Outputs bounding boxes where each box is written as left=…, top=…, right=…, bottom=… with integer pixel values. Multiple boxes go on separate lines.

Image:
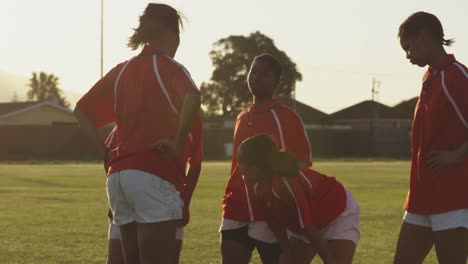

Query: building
left=276, top=96, right=330, bottom=125
left=329, top=100, right=412, bottom=129
left=0, top=97, right=76, bottom=126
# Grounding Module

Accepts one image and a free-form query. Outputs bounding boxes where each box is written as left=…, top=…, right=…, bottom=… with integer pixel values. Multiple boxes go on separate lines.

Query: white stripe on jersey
left=166, top=56, right=199, bottom=89
left=282, top=177, right=305, bottom=229
left=441, top=71, right=468, bottom=128
left=114, top=57, right=136, bottom=111
left=271, top=109, right=286, bottom=150
left=153, top=54, right=179, bottom=115
left=106, top=127, right=117, bottom=148
left=299, top=171, right=313, bottom=189
left=244, top=181, right=255, bottom=222
left=291, top=111, right=312, bottom=162
left=272, top=187, right=281, bottom=199
left=454, top=62, right=468, bottom=78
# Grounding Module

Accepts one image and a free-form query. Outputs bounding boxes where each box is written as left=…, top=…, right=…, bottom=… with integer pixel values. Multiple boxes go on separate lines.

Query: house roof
left=276, top=96, right=330, bottom=124
left=330, top=100, right=408, bottom=120
left=0, top=99, right=72, bottom=120
left=0, top=101, right=38, bottom=116
left=392, top=97, right=418, bottom=119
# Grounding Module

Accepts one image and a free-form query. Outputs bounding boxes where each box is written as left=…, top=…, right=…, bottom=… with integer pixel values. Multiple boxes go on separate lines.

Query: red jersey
left=255, top=168, right=346, bottom=232
left=405, top=54, right=468, bottom=214
left=222, top=99, right=312, bottom=221
left=104, top=119, right=203, bottom=186
left=76, top=45, right=198, bottom=191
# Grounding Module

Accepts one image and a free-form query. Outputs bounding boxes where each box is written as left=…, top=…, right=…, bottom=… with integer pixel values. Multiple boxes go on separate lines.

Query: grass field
left=0, top=161, right=439, bottom=263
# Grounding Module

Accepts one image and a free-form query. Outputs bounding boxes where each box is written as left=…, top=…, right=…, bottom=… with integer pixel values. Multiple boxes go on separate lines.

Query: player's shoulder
left=274, top=103, right=303, bottom=121
left=237, top=108, right=251, bottom=119
left=449, top=60, right=468, bottom=79
left=159, top=55, right=190, bottom=74
left=107, top=60, right=131, bottom=78
left=275, top=103, right=295, bottom=113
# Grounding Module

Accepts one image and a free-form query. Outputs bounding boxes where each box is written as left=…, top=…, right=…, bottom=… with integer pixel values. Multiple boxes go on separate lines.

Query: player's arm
left=180, top=161, right=201, bottom=226
left=74, top=71, right=116, bottom=163
left=155, top=63, right=201, bottom=159
left=268, top=220, right=295, bottom=264
left=268, top=220, right=290, bottom=253
left=427, top=68, right=468, bottom=169
left=458, top=141, right=468, bottom=158
left=303, top=224, right=336, bottom=264
left=266, top=184, right=292, bottom=255
left=428, top=140, right=468, bottom=169
left=74, top=108, right=106, bottom=160
left=184, top=162, right=201, bottom=205
left=284, top=110, right=312, bottom=167
left=155, top=91, right=200, bottom=159
left=174, top=91, right=201, bottom=154
left=229, top=116, right=242, bottom=174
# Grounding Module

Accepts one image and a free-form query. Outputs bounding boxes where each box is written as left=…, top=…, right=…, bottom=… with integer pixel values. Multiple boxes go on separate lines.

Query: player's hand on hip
left=427, top=148, right=463, bottom=169
left=152, top=138, right=179, bottom=160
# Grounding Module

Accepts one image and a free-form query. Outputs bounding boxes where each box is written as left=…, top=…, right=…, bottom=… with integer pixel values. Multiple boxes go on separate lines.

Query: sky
left=0, top=0, right=467, bottom=113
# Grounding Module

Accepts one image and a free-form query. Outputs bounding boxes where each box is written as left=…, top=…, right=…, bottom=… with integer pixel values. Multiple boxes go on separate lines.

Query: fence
left=0, top=125, right=410, bottom=160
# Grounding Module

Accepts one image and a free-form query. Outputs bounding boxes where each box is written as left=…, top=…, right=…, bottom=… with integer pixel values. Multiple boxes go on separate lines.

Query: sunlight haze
left=1, top=0, right=467, bottom=113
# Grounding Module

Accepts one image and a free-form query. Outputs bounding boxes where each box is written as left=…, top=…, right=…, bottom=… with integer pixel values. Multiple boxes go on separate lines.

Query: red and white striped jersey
left=406, top=54, right=468, bottom=214
left=256, top=168, right=346, bottom=232
left=77, top=45, right=198, bottom=191
left=222, top=99, right=312, bottom=221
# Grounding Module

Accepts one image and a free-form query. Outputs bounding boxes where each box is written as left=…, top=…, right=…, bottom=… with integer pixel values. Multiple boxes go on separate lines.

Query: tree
left=27, top=71, right=70, bottom=108
left=200, top=31, right=302, bottom=117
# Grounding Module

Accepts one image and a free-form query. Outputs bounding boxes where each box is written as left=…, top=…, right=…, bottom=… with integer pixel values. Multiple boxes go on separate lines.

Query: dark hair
left=253, top=54, right=282, bottom=83
left=239, top=135, right=301, bottom=178
left=128, top=3, right=184, bottom=50
left=398, top=11, right=454, bottom=46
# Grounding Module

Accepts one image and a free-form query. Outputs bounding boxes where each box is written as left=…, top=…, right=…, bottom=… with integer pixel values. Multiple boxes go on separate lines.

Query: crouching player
left=237, top=135, right=360, bottom=264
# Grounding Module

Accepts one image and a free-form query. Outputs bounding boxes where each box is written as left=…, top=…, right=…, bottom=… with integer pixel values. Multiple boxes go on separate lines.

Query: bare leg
left=107, top=239, right=125, bottom=264
left=255, top=241, right=281, bottom=264
left=393, top=222, right=434, bottom=264
left=328, top=239, right=356, bottom=264
left=137, top=220, right=179, bottom=264
left=221, top=239, right=253, bottom=264
left=175, top=239, right=183, bottom=264
left=290, top=238, right=317, bottom=264
left=434, top=227, right=468, bottom=264
left=119, top=222, right=140, bottom=264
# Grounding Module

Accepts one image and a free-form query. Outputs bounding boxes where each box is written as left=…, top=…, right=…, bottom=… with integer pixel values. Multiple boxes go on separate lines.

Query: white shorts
left=403, top=208, right=468, bottom=231
left=107, top=169, right=183, bottom=225
left=108, top=220, right=185, bottom=240
left=220, top=219, right=278, bottom=243
left=288, top=188, right=361, bottom=245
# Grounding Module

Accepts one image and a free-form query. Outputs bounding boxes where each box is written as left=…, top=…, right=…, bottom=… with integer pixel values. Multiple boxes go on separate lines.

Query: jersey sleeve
left=283, top=109, right=313, bottom=166
left=189, top=118, right=204, bottom=166
left=230, top=115, right=242, bottom=174
left=286, top=178, right=314, bottom=229
left=169, top=63, right=199, bottom=106
left=445, top=63, right=468, bottom=129
left=76, top=66, right=119, bottom=128
left=272, top=177, right=314, bottom=229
